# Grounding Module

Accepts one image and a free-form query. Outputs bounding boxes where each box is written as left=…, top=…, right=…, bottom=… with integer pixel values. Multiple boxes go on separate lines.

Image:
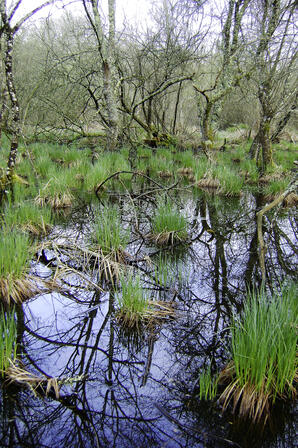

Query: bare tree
left=248, top=0, right=297, bottom=173
left=82, top=0, right=119, bottom=150
left=193, top=0, right=252, bottom=153
left=0, top=0, right=62, bottom=202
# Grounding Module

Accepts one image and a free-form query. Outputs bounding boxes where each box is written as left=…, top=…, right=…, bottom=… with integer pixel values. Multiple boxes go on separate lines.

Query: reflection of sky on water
left=1, top=192, right=297, bottom=448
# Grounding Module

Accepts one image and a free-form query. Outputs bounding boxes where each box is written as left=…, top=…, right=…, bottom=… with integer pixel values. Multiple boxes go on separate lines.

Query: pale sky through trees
left=8, top=0, right=154, bottom=29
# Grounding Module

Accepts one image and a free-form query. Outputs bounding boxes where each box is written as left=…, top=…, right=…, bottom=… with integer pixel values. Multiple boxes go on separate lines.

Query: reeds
left=0, top=309, right=17, bottom=376
left=219, top=284, right=297, bottom=422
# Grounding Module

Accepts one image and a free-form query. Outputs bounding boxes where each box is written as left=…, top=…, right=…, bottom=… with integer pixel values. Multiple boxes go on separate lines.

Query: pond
left=0, top=187, right=297, bottom=448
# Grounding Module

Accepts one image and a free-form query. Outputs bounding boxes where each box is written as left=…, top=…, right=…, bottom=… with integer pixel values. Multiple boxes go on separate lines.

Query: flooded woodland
left=0, top=1, right=297, bottom=446
left=0, top=169, right=297, bottom=448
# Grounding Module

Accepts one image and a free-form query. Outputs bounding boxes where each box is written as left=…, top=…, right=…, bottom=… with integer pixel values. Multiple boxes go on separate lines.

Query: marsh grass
left=116, top=274, right=175, bottom=329
left=219, top=284, right=297, bottom=423
left=149, top=201, right=188, bottom=246
left=3, top=202, right=53, bottom=235
left=0, top=309, right=17, bottom=376
left=116, top=274, right=149, bottom=328
left=263, top=177, right=291, bottom=198
left=0, top=230, right=41, bottom=304
left=35, top=170, right=75, bottom=209
left=93, top=206, right=130, bottom=254
left=218, top=167, right=244, bottom=196
left=92, top=206, right=130, bottom=283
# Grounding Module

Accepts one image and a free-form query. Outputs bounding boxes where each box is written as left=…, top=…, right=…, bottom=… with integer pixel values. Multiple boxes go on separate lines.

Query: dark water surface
left=1, top=190, right=297, bottom=448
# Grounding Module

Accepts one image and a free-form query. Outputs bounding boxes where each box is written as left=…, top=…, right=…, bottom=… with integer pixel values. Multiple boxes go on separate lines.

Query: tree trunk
left=1, top=29, right=20, bottom=202
left=259, top=118, right=273, bottom=173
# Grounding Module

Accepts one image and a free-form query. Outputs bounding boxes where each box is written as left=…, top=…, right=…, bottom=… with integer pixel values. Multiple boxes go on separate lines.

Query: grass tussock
left=219, top=284, right=297, bottom=423
left=91, top=206, right=130, bottom=283
left=0, top=309, right=17, bottom=376
left=3, top=202, right=53, bottom=235
left=148, top=201, right=188, bottom=246
left=116, top=274, right=149, bottom=329
left=116, top=274, right=175, bottom=329
left=93, top=206, right=130, bottom=255
left=0, top=230, right=41, bottom=304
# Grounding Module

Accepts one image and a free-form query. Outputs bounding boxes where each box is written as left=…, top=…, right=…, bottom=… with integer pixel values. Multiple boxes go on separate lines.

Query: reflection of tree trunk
left=257, top=174, right=297, bottom=283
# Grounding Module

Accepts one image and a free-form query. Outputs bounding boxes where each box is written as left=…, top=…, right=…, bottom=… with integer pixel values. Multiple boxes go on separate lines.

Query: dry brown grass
left=177, top=167, right=194, bottom=176
left=6, top=360, right=60, bottom=398
left=35, top=192, right=74, bottom=209
left=197, top=178, right=220, bottom=189
left=116, top=300, right=176, bottom=329
left=0, top=274, right=43, bottom=305
left=218, top=362, right=272, bottom=423
left=146, top=230, right=187, bottom=246
left=283, top=192, right=298, bottom=207
left=158, top=170, right=173, bottom=178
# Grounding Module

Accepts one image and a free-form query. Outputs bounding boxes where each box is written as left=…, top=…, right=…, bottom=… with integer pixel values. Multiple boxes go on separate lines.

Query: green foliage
left=0, top=309, right=17, bottom=376
left=174, top=150, right=196, bottom=168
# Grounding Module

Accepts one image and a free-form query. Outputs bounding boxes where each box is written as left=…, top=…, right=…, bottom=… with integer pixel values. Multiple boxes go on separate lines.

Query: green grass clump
left=35, top=168, right=76, bottom=209
left=0, top=230, right=32, bottom=279
left=3, top=202, right=53, bottom=235
left=116, top=274, right=149, bottom=328
left=93, top=206, right=130, bottom=255
left=0, top=309, right=17, bottom=376
left=263, top=177, right=291, bottom=197
left=150, top=201, right=188, bottom=246
left=0, top=229, right=39, bottom=304
left=220, top=284, right=297, bottom=422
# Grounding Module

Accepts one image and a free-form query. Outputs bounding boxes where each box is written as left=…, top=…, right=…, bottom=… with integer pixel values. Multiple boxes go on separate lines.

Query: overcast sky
left=9, top=0, right=155, bottom=29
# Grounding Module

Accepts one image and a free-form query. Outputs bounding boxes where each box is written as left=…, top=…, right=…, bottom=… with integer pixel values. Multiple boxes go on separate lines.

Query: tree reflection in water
left=0, top=192, right=296, bottom=448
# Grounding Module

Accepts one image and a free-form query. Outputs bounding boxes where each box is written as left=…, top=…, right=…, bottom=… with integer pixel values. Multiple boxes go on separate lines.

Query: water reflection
left=0, top=192, right=296, bottom=448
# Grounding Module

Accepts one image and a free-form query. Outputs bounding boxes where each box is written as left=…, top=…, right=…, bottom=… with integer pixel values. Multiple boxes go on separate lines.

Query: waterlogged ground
left=0, top=188, right=297, bottom=448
